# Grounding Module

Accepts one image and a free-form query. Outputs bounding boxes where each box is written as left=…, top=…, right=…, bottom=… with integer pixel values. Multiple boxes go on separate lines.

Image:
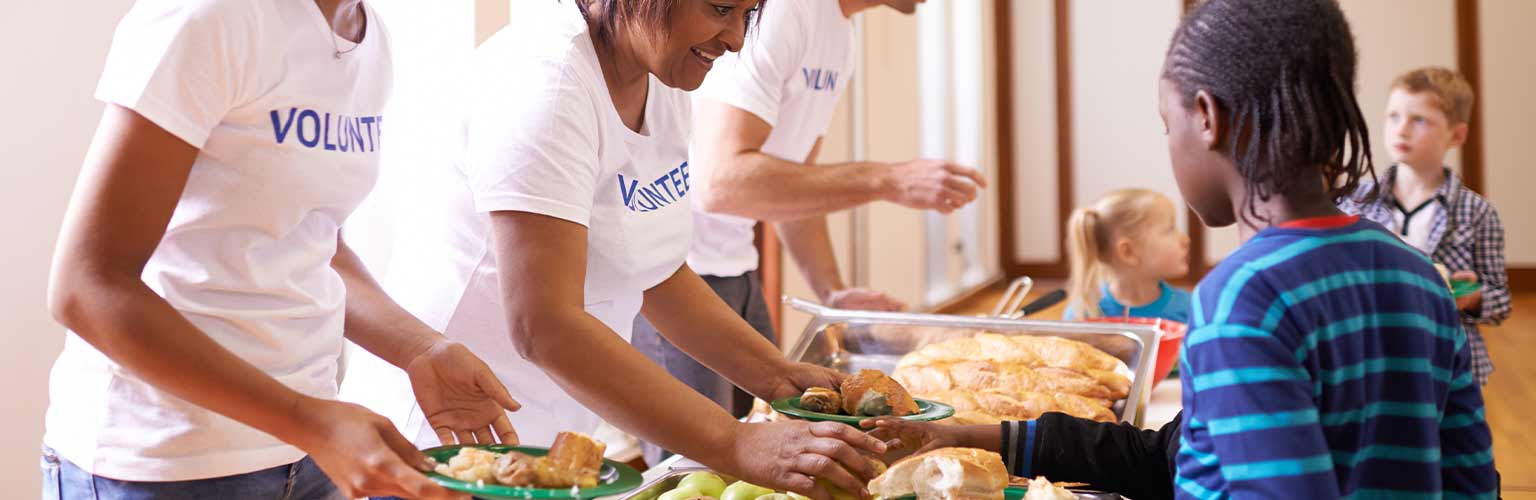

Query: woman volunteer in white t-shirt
left=343, top=1, right=885, bottom=500
left=43, top=1, right=520, bottom=499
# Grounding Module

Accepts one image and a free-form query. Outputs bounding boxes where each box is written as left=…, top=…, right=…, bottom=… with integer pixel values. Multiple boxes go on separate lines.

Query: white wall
left=1010, top=0, right=1189, bottom=270
left=0, top=1, right=134, bottom=496
left=1481, top=0, right=1536, bottom=266
left=1010, top=0, right=1061, bottom=264
left=1070, top=0, right=1186, bottom=233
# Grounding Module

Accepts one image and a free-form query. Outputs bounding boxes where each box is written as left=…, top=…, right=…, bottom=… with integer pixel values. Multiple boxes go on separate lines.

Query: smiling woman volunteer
left=42, top=0, right=522, bottom=499
left=343, top=1, right=885, bottom=499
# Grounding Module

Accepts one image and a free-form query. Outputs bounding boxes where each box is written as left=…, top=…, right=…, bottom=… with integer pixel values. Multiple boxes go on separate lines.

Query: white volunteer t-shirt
left=339, top=0, right=693, bottom=448
left=45, top=0, right=392, bottom=481
left=687, top=0, right=855, bottom=278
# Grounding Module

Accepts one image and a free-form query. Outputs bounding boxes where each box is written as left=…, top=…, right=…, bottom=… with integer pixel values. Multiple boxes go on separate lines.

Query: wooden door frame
left=995, top=0, right=1075, bottom=280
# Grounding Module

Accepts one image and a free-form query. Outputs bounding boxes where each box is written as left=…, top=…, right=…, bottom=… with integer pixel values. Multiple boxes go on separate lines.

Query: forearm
left=776, top=216, right=846, bottom=301
left=331, top=238, right=439, bottom=367
left=51, top=276, right=312, bottom=445
left=641, top=265, right=793, bottom=399
left=699, top=151, right=891, bottom=221
left=1025, top=413, right=1176, bottom=500
left=513, top=304, right=741, bottom=465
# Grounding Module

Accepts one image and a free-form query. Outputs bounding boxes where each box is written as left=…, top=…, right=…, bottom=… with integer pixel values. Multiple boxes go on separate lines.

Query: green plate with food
left=772, top=369, right=953, bottom=425
left=771, top=396, right=954, bottom=425
left=1450, top=278, right=1478, bottom=298
left=423, top=439, right=642, bottom=499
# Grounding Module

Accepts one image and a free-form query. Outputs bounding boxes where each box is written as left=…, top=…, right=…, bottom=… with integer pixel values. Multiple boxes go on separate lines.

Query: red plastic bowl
left=1081, top=317, right=1188, bottom=387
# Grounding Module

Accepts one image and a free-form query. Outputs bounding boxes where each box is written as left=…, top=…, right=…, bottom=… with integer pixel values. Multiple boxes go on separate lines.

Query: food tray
left=783, top=298, right=1161, bottom=427
left=618, top=468, right=1120, bottom=500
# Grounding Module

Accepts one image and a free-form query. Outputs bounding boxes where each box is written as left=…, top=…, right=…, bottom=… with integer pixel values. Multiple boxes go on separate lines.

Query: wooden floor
left=942, top=282, right=1536, bottom=496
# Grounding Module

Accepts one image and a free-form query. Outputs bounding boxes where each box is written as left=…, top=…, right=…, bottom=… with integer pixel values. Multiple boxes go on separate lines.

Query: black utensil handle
left=1016, top=289, right=1068, bottom=317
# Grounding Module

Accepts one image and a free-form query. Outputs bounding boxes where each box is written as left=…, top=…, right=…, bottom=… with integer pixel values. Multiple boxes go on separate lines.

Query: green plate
left=422, top=444, right=643, bottom=499
left=1450, top=279, right=1479, bottom=298
left=770, top=396, right=954, bottom=425
left=884, top=485, right=1029, bottom=500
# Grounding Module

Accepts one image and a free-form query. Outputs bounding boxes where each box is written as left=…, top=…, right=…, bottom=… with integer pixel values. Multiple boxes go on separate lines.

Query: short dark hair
left=573, top=0, right=763, bottom=48
left=1163, top=0, right=1376, bottom=223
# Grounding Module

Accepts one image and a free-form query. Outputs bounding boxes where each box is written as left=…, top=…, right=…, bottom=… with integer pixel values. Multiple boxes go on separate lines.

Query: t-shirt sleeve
left=462, top=59, right=602, bottom=226
left=693, top=0, right=808, bottom=127
left=95, top=0, right=258, bottom=148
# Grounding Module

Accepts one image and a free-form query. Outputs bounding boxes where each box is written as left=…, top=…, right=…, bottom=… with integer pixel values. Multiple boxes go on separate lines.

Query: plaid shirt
left=1340, top=166, right=1512, bottom=384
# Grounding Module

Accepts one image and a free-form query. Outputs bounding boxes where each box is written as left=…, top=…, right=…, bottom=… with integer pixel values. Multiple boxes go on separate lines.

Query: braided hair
left=1163, top=0, right=1377, bottom=223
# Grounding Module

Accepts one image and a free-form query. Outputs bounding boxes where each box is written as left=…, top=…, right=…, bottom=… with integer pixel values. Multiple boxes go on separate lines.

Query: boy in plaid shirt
left=1341, top=66, right=1512, bottom=385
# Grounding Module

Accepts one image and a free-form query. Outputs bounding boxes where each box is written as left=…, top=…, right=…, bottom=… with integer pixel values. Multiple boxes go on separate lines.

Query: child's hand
left=860, top=417, right=963, bottom=458
left=1451, top=270, right=1483, bottom=312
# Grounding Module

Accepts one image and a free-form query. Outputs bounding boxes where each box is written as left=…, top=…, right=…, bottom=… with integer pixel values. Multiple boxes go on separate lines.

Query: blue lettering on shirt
left=802, top=67, right=837, bottom=92
left=269, top=107, right=384, bottom=153
left=619, top=161, right=690, bottom=213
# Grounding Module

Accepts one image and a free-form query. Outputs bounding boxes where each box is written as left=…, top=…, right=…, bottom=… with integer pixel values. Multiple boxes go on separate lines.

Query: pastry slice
left=841, top=369, right=920, bottom=417
left=534, top=431, right=607, bottom=488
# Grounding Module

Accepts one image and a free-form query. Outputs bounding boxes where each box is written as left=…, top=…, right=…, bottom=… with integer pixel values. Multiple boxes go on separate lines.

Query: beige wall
left=1010, top=0, right=1062, bottom=264
left=1010, top=0, right=1189, bottom=270
left=1481, top=0, right=1536, bottom=266
left=1070, top=0, right=1186, bottom=232
left=859, top=9, right=931, bottom=310
left=0, top=2, right=134, bottom=496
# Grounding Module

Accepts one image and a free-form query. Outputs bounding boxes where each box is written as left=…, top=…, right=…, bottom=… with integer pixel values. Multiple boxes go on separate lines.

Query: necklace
left=328, top=4, right=364, bottom=59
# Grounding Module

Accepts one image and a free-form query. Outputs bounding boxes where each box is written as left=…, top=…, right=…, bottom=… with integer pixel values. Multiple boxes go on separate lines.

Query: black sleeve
left=1001, top=411, right=1183, bottom=500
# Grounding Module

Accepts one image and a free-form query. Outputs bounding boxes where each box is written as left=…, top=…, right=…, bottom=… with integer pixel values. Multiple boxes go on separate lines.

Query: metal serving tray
left=783, top=298, right=1161, bottom=427
left=619, top=467, right=1121, bottom=500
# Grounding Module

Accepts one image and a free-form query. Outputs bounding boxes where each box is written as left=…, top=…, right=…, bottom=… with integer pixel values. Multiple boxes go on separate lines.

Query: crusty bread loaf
left=917, top=389, right=1116, bottom=424
left=893, top=333, right=1129, bottom=425
left=868, top=448, right=1008, bottom=500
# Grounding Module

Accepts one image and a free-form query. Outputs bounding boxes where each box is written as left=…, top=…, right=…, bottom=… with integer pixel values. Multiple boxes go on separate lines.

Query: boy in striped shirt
left=1157, top=0, right=1496, bottom=498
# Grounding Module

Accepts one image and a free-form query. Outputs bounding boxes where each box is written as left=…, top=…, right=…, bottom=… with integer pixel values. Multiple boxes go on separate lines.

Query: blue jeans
left=41, top=446, right=345, bottom=500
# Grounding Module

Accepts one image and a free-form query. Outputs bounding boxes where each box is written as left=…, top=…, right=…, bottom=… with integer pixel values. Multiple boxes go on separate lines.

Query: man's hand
left=406, top=340, right=522, bottom=445
left=883, top=160, right=986, bottom=214
left=825, top=288, right=907, bottom=312
left=760, top=362, right=850, bottom=402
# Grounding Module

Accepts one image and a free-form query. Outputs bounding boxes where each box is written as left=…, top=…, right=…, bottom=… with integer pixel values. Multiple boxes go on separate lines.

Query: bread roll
left=800, top=387, right=844, bottom=414
left=868, top=448, right=1008, bottom=500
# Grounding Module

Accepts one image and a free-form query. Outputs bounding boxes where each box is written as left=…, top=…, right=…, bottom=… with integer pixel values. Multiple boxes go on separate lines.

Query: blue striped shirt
left=1174, top=218, right=1496, bottom=499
